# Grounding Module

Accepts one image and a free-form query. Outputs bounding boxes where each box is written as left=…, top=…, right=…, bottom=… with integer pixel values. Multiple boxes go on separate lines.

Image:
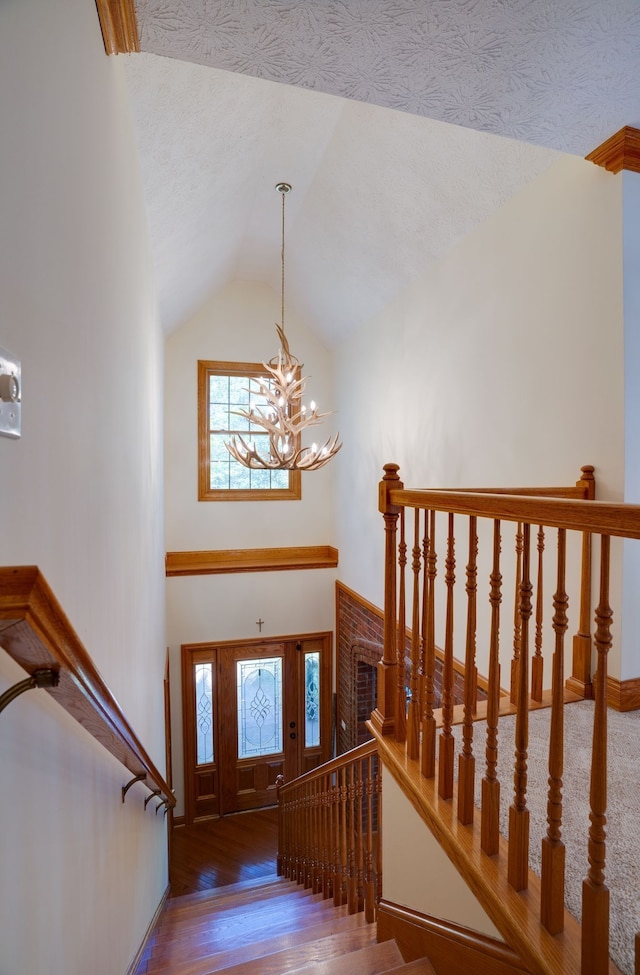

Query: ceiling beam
left=94, top=0, right=140, bottom=55
left=586, top=126, right=640, bottom=175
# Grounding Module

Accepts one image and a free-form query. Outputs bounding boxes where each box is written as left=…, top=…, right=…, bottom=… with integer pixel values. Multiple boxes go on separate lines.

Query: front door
left=182, top=633, right=332, bottom=823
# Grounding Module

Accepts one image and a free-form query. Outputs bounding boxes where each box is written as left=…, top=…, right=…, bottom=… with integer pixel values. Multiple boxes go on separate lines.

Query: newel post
left=371, top=463, right=404, bottom=737
left=567, top=465, right=596, bottom=700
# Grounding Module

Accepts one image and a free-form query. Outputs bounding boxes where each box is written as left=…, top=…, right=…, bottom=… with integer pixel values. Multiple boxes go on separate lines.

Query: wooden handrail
left=277, top=740, right=377, bottom=795
left=0, top=566, right=174, bottom=807
left=389, top=490, right=640, bottom=538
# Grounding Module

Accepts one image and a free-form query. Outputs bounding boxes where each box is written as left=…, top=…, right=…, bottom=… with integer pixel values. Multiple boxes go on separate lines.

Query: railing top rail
left=389, top=489, right=640, bottom=540
left=278, top=739, right=377, bottom=795
left=0, top=565, right=175, bottom=806
left=434, top=485, right=589, bottom=498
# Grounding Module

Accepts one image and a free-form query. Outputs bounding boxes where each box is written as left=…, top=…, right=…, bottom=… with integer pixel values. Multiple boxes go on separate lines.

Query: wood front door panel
left=182, top=632, right=332, bottom=823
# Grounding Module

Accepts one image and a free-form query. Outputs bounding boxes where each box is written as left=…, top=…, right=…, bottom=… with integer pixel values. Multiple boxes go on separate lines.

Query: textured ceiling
left=125, top=0, right=640, bottom=344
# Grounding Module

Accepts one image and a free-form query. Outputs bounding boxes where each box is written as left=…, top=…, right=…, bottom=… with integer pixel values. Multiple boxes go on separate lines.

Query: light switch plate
left=0, top=346, right=21, bottom=439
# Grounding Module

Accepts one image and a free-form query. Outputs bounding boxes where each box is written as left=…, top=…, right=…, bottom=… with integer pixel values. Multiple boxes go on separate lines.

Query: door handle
left=289, top=721, right=296, bottom=729
left=290, top=732, right=297, bottom=739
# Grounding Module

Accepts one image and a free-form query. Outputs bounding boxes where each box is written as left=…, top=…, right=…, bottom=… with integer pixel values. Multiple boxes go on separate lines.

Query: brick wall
left=336, top=582, right=486, bottom=754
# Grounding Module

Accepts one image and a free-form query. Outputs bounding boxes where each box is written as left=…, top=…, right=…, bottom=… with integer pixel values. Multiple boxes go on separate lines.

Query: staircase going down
left=134, top=875, right=436, bottom=975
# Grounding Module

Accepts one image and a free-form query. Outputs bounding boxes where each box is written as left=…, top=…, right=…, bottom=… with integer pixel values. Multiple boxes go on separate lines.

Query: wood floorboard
left=169, top=807, right=279, bottom=898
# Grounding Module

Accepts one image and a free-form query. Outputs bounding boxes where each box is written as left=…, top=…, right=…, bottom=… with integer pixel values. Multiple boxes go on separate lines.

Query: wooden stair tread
left=143, top=907, right=367, bottom=975
left=160, top=883, right=311, bottom=927
left=182, top=924, right=379, bottom=975
left=284, top=939, right=404, bottom=975
left=164, top=874, right=285, bottom=910
left=382, top=958, right=437, bottom=975
left=149, top=894, right=345, bottom=956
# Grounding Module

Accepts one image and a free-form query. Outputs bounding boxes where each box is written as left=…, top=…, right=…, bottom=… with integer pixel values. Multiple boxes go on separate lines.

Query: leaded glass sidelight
left=304, top=651, right=320, bottom=748
left=237, top=657, right=283, bottom=759
left=195, top=663, right=214, bottom=765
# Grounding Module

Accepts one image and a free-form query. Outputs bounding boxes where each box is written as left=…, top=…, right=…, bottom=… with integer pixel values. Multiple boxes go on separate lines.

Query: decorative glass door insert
left=237, top=656, right=283, bottom=759
left=195, top=662, right=214, bottom=765
left=304, top=651, right=320, bottom=748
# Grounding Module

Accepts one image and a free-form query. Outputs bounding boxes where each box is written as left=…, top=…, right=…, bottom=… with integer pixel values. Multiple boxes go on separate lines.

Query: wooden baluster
left=365, top=754, right=375, bottom=922
left=582, top=534, right=612, bottom=975
left=312, top=780, right=319, bottom=890
left=417, top=512, right=428, bottom=725
left=309, top=781, right=320, bottom=894
left=347, top=763, right=357, bottom=913
left=333, top=772, right=342, bottom=906
left=327, top=772, right=337, bottom=898
left=421, top=510, right=437, bottom=779
left=373, top=464, right=404, bottom=736
left=376, top=759, right=383, bottom=910
left=458, top=516, right=478, bottom=825
left=311, top=778, right=320, bottom=893
left=541, top=528, right=567, bottom=934
left=301, top=784, right=308, bottom=887
left=288, top=793, right=295, bottom=880
left=340, top=765, right=349, bottom=908
left=511, top=523, right=523, bottom=704
left=320, top=773, right=329, bottom=898
left=407, top=509, right=422, bottom=758
left=276, top=774, right=285, bottom=876
left=531, top=526, right=545, bottom=701
left=288, top=790, right=296, bottom=882
left=482, top=519, right=502, bottom=856
left=396, top=510, right=407, bottom=743
left=508, top=522, right=532, bottom=891
left=569, top=465, right=595, bottom=698
left=301, top=783, right=308, bottom=888
left=295, top=789, right=303, bottom=885
left=356, top=760, right=365, bottom=913
left=438, top=513, right=456, bottom=801
left=570, top=530, right=594, bottom=700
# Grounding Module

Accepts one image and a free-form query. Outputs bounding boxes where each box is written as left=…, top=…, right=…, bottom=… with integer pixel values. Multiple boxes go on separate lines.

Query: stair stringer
left=373, top=732, right=615, bottom=975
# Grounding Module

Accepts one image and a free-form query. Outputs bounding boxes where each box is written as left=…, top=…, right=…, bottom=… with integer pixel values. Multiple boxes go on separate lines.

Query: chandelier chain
left=281, top=186, right=285, bottom=333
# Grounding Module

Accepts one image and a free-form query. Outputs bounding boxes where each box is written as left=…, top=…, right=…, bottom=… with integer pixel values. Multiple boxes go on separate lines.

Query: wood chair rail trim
left=0, top=565, right=174, bottom=806
left=166, top=545, right=339, bottom=576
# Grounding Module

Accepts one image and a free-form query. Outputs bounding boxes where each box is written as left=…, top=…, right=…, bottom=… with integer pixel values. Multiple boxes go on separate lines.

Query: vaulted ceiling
left=119, top=1, right=640, bottom=345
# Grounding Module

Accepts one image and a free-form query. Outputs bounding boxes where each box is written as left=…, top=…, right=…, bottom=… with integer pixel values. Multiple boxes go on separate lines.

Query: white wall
left=382, top=769, right=502, bottom=939
left=335, top=154, right=626, bottom=677
left=0, top=2, right=167, bottom=973
left=165, top=280, right=339, bottom=814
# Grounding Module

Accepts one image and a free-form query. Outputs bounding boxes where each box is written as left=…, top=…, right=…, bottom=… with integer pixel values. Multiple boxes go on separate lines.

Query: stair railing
left=371, top=463, right=638, bottom=975
left=0, top=565, right=174, bottom=810
left=277, top=739, right=381, bottom=922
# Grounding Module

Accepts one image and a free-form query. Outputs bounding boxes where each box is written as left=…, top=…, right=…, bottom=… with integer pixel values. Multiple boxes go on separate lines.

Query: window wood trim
left=198, top=359, right=301, bottom=501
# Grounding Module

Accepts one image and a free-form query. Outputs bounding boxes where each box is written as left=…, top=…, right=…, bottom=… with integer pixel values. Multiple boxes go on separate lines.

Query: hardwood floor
left=169, top=807, right=279, bottom=898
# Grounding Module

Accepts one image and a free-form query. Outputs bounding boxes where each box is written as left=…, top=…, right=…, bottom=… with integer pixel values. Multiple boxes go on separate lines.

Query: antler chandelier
left=225, top=182, right=342, bottom=472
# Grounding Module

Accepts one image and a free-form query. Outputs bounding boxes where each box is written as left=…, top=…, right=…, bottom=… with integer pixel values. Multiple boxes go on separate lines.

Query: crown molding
left=94, top=0, right=140, bottom=55
left=585, top=126, right=640, bottom=174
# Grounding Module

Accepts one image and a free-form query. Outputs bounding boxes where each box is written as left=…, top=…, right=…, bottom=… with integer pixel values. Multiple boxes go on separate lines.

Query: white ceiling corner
left=125, top=0, right=640, bottom=344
